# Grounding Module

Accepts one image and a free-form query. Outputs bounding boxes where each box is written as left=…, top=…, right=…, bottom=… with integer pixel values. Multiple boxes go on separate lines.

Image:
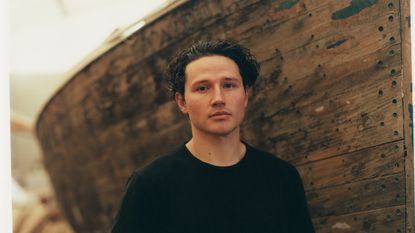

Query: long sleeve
left=285, top=165, right=315, bottom=233
left=111, top=171, right=161, bottom=233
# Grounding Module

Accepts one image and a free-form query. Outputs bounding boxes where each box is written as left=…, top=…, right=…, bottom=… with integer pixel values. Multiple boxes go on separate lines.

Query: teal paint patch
left=327, top=39, right=348, bottom=49
left=406, top=16, right=411, bottom=28
left=409, top=104, right=414, bottom=146
left=332, top=0, right=378, bottom=20
left=275, top=0, right=300, bottom=12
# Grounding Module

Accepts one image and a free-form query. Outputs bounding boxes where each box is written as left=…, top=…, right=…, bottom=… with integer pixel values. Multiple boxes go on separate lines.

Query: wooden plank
left=312, top=205, right=405, bottom=233
left=398, top=0, right=414, bottom=232
left=307, top=173, right=405, bottom=217
left=242, top=42, right=404, bottom=164
left=297, top=140, right=404, bottom=190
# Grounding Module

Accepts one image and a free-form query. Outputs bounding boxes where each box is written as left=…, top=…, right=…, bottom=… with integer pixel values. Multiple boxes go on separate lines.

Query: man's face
left=175, top=55, right=249, bottom=137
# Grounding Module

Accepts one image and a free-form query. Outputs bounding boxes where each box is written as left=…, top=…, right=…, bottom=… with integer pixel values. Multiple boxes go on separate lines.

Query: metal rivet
left=390, top=69, right=397, bottom=76
left=309, top=13, right=312, bottom=17
left=388, top=3, right=394, bottom=8
left=392, top=99, right=397, bottom=104
left=378, top=60, right=384, bottom=66
left=394, top=131, right=399, bottom=136
left=393, top=112, right=398, bottom=117
left=396, top=209, right=401, bottom=215
left=385, top=214, right=392, bottom=222
left=389, top=16, right=394, bottom=22
left=395, top=177, right=400, bottom=182
left=381, top=184, right=387, bottom=191
left=380, top=122, right=385, bottom=126
left=378, top=26, right=384, bottom=31
left=390, top=36, right=396, bottom=43
left=392, top=80, right=397, bottom=87
left=379, top=90, right=384, bottom=96
left=389, top=50, right=396, bottom=56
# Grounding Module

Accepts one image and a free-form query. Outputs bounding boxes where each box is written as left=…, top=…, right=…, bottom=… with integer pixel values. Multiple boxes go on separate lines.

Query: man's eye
left=196, top=86, right=208, bottom=92
left=223, top=83, right=236, bottom=89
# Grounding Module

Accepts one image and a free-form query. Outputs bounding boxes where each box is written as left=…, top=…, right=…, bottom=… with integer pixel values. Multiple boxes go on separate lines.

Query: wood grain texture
left=313, top=205, right=405, bottom=233
left=307, top=173, right=405, bottom=218
left=297, top=140, right=404, bottom=191
left=398, top=0, right=414, bottom=232
left=35, top=0, right=413, bottom=232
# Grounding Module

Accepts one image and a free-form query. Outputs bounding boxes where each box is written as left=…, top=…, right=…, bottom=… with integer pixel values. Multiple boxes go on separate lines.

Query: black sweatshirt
left=111, top=143, right=315, bottom=233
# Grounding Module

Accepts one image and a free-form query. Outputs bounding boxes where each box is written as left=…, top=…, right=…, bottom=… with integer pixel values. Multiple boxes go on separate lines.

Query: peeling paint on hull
left=332, top=0, right=378, bottom=20
left=275, top=0, right=300, bottom=12
left=327, top=39, right=348, bottom=49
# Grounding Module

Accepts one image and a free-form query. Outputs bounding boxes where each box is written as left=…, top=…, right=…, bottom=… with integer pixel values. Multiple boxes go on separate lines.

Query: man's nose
left=211, top=86, right=225, bottom=106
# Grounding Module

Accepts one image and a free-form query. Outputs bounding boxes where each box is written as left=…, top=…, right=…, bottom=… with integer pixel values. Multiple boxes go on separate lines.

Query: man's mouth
left=210, top=111, right=231, bottom=117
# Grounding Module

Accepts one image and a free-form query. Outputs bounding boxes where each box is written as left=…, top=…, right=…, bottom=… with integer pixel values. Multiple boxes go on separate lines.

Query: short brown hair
left=167, top=39, right=260, bottom=98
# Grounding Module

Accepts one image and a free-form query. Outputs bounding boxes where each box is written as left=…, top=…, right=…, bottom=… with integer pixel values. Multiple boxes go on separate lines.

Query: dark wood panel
left=307, top=173, right=405, bottom=218
left=242, top=42, right=403, bottom=164
left=298, top=140, right=404, bottom=190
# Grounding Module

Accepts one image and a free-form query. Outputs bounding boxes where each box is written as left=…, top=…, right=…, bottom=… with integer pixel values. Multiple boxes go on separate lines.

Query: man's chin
left=205, top=126, right=239, bottom=137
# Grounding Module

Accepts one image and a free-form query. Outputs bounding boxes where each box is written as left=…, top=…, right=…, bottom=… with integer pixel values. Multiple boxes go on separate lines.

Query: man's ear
left=244, top=86, right=250, bottom=107
left=175, top=92, right=188, bottom=114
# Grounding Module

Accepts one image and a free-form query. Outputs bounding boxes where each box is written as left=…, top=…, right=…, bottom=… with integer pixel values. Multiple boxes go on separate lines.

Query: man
left=111, top=40, right=315, bottom=233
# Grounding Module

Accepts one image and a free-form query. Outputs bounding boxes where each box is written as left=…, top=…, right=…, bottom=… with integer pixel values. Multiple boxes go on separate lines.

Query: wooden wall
left=36, top=0, right=414, bottom=232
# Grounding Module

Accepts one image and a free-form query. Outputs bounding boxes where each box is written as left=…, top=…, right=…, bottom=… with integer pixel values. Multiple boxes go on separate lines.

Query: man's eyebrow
left=191, top=80, right=209, bottom=85
left=223, top=77, right=240, bottom=81
left=190, top=77, right=240, bottom=86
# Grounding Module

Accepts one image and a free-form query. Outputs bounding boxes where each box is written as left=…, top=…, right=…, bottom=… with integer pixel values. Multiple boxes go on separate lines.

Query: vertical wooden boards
left=398, top=0, right=414, bottom=232
left=35, top=0, right=413, bottom=232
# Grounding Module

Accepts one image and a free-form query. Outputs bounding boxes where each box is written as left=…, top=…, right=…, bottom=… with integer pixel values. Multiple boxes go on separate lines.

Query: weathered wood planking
left=307, top=173, right=405, bottom=217
left=297, top=140, right=404, bottom=191
left=312, top=205, right=405, bottom=233
left=242, top=42, right=403, bottom=164
left=35, top=0, right=413, bottom=232
left=399, top=0, right=414, bottom=232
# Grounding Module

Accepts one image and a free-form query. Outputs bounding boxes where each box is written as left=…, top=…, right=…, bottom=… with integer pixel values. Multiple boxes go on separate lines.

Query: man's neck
left=185, top=129, right=246, bottom=167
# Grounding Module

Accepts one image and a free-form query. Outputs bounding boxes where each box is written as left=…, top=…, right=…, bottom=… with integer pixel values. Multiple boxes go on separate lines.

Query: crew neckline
left=181, top=141, right=251, bottom=170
